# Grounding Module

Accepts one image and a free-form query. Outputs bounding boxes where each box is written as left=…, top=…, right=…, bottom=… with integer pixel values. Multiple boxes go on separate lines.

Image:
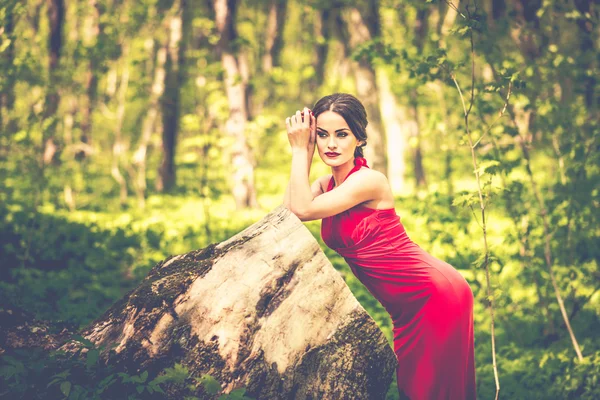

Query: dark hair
left=312, top=93, right=368, bottom=158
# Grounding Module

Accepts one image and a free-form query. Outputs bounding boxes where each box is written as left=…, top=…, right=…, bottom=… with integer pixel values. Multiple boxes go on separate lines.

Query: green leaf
left=86, top=349, right=99, bottom=369
left=51, top=370, right=71, bottom=380
left=70, top=335, right=94, bottom=348
left=60, top=381, right=72, bottom=397
left=136, top=385, right=144, bottom=394
left=198, top=374, right=222, bottom=395
left=452, top=192, right=479, bottom=207
left=47, top=377, right=63, bottom=388
left=474, top=160, right=501, bottom=176
left=228, top=388, right=247, bottom=399
left=151, top=383, right=165, bottom=394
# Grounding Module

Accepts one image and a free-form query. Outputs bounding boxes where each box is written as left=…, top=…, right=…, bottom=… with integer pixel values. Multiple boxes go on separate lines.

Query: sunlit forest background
left=1, top=0, right=598, bottom=398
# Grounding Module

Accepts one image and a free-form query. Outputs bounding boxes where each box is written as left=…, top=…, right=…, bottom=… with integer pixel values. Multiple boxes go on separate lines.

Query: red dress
left=321, top=157, right=477, bottom=400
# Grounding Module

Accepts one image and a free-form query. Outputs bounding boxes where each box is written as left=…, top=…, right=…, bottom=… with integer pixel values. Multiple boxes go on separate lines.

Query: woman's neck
left=331, top=159, right=357, bottom=188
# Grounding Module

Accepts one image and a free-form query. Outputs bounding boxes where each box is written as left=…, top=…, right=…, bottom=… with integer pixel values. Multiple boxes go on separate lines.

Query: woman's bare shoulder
left=352, top=168, right=394, bottom=206
left=355, top=167, right=388, bottom=184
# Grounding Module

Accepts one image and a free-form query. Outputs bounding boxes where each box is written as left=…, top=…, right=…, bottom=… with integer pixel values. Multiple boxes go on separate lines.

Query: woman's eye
left=317, top=133, right=326, bottom=138
left=338, top=133, right=348, bottom=137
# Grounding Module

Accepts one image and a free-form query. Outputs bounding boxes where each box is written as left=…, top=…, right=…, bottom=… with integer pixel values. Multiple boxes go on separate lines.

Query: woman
left=283, top=93, right=476, bottom=400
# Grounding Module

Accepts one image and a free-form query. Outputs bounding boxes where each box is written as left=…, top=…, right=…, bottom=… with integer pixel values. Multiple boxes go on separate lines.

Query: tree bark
left=338, top=3, right=388, bottom=174
left=157, top=0, right=188, bottom=193
left=261, top=0, right=287, bottom=73
left=134, top=40, right=167, bottom=208
left=330, top=10, right=353, bottom=85
left=309, top=5, right=330, bottom=93
left=79, top=0, right=103, bottom=156
left=409, top=6, right=430, bottom=190
left=213, top=0, right=258, bottom=210
left=42, top=0, right=65, bottom=166
left=377, top=69, right=407, bottom=194
left=1, top=6, right=16, bottom=131
left=0, top=206, right=397, bottom=399
left=409, top=89, right=427, bottom=189
left=111, top=42, right=130, bottom=208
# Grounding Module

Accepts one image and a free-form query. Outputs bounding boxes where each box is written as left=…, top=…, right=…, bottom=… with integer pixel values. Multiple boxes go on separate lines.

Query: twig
left=447, top=2, right=501, bottom=398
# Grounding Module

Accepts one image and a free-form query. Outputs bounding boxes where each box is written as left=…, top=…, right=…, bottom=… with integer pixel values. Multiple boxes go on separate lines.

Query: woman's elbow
left=288, top=207, right=311, bottom=222
left=297, top=210, right=319, bottom=222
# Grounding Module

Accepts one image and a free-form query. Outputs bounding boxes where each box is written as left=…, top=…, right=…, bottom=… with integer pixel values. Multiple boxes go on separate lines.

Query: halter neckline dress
left=320, top=156, right=476, bottom=400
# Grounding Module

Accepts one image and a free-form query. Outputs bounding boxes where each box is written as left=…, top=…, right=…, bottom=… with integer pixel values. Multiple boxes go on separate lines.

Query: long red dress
left=320, top=157, right=477, bottom=400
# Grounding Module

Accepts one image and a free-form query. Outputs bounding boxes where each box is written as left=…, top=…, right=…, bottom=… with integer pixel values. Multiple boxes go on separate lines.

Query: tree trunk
left=409, top=89, right=427, bottom=190
left=79, top=0, right=103, bottom=156
left=377, top=69, right=407, bottom=194
left=213, top=0, right=258, bottom=210
left=134, top=40, right=167, bottom=208
left=157, top=0, right=188, bottom=193
left=0, top=206, right=397, bottom=399
left=1, top=6, right=16, bottom=131
left=309, top=6, right=330, bottom=93
left=409, top=7, right=430, bottom=191
left=339, top=4, right=388, bottom=174
left=42, top=0, right=65, bottom=167
left=62, top=96, right=77, bottom=211
left=261, top=0, right=287, bottom=73
left=111, top=43, right=130, bottom=208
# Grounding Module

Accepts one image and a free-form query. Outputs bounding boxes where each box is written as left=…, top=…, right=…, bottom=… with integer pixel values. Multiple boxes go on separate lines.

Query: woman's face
left=316, top=111, right=362, bottom=167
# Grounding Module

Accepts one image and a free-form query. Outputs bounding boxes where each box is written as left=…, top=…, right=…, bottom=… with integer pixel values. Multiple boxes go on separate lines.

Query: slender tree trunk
left=330, top=11, right=352, bottom=86
left=257, top=0, right=287, bottom=114
left=309, top=6, right=330, bottom=92
left=261, top=0, right=287, bottom=73
left=63, top=97, right=77, bottom=211
left=434, top=1, right=460, bottom=197
left=79, top=0, right=102, bottom=156
left=409, top=7, right=430, bottom=190
left=377, top=69, right=407, bottom=194
left=42, top=0, right=65, bottom=167
left=212, top=0, right=258, bottom=210
left=238, top=48, right=254, bottom=121
left=1, top=7, right=16, bottom=131
left=111, top=43, right=130, bottom=208
left=338, top=4, right=388, bottom=173
left=157, top=0, right=188, bottom=192
left=409, top=90, right=426, bottom=190
left=573, top=0, right=597, bottom=112
left=134, top=40, right=167, bottom=208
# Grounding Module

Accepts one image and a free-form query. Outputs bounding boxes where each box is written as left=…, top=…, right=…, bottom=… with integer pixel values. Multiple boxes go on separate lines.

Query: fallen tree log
left=1, top=205, right=396, bottom=399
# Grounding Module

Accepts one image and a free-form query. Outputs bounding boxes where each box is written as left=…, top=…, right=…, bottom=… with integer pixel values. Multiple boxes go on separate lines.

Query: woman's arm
left=283, top=151, right=315, bottom=209
left=292, top=168, right=385, bottom=221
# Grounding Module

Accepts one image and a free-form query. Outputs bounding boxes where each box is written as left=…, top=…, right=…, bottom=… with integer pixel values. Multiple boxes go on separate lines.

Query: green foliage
left=0, top=338, right=254, bottom=400
left=0, top=199, right=256, bottom=327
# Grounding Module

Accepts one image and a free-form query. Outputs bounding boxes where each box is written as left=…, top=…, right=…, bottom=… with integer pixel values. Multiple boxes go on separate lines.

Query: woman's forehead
left=316, top=111, right=348, bottom=129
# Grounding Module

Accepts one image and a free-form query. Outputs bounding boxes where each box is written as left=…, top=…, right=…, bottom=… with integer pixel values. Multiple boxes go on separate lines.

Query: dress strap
left=327, top=156, right=369, bottom=191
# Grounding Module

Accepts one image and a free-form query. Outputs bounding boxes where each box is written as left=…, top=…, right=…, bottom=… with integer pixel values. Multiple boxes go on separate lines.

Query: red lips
left=325, top=152, right=340, bottom=156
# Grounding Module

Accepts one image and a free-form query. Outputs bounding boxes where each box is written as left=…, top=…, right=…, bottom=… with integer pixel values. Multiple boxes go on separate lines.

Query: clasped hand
left=286, top=107, right=316, bottom=154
